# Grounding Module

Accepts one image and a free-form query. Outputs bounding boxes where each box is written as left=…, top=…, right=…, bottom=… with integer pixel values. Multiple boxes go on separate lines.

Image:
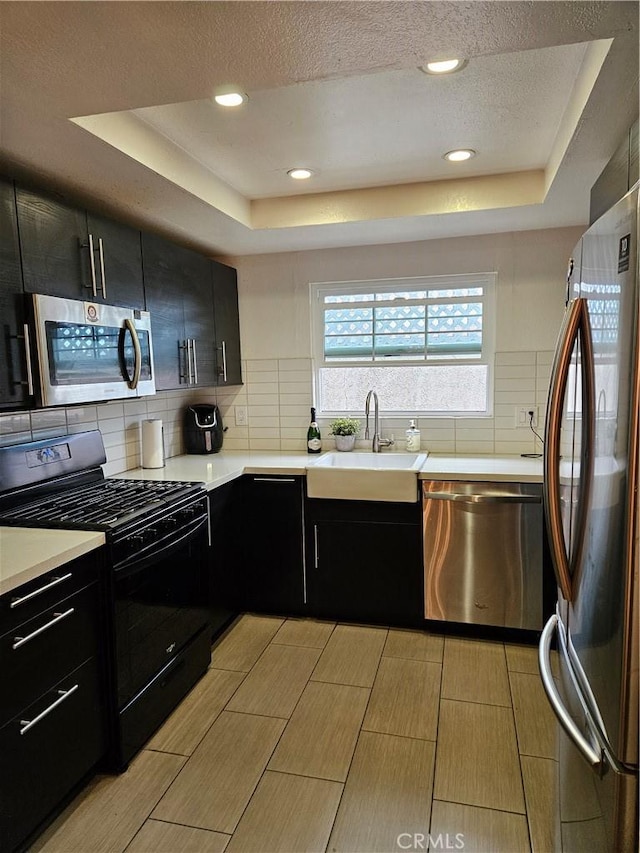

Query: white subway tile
left=247, top=416, right=280, bottom=428
left=248, top=405, right=280, bottom=418
left=455, top=428, right=494, bottom=443
left=278, top=359, right=312, bottom=372
left=224, top=425, right=249, bottom=439
left=97, top=416, right=125, bottom=435
left=455, top=440, right=495, bottom=453
left=146, top=396, right=169, bottom=413
left=31, top=409, right=67, bottom=430
left=102, top=459, right=129, bottom=477
left=494, top=440, right=538, bottom=455
left=280, top=405, right=311, bottom=417
left=247, top=393, right=279, bottom=406
left=281, top=416, right=309, bottom=428
left=97, top=402, right=125, bottom=420
left=495, top=365, right=536, bottom=379
left=495, top=351, right=536, bottom=366
left=278, top=371, right=312, bottom=385
left=276, top=381, right=310, bottom=395
left=423, top=439, right=456, bottom=453
left=281, top=439, right=307, bottom=451
left=65, top=405, right=98, bottom=425
left=247, top=359, right=279, bottom=372
left=67, top=421, right=99, bottom=435
left=494, top=377, right=536, bottom=393
left=495, top=391, right=538, bottom=405
left=280, top=427, right=307, bottom=439
left=0, top=412, right=31, bottom=434
left=0, top=430, right=31, bottom=446
left=223, top=436, right=250, bottom=450
left=247, top=381, right=279, bottom=395
left=248, top=438, right=281, bottom=450
left=123, top=400, right=148, bottom=416
left=102, top=430, right=127, bottom=449
left=248, top=427, right=281, bottom=439
left=279, top=393, right=312, bottom=407
left=536, top=351, right=555, bottom=366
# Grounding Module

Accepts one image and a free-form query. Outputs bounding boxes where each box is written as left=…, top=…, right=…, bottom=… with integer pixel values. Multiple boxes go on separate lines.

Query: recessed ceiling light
left=213, top=91, right=247, bottom=107
left=443, top=149, right=476, bottom=162
left=421, top=59, right=468, bottom=75
left=287, top=168, right=313, bottom=180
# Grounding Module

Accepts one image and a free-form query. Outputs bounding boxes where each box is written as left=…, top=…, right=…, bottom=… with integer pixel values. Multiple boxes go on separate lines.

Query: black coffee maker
left=184, top=405, right=224, bottom=454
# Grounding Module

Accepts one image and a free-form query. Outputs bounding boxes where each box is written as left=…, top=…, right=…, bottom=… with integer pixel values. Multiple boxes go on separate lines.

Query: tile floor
left=31, top=616, right=560, bottom=853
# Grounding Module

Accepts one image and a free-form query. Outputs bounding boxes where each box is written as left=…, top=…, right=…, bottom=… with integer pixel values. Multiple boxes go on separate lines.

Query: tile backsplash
left=0, top=350, right=553, bottom=472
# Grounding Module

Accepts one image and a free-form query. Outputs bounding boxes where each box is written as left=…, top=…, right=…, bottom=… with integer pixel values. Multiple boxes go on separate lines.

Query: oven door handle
left=121, top=318, right=142, bottom=390
left=115, top=514, right=208, bottom=575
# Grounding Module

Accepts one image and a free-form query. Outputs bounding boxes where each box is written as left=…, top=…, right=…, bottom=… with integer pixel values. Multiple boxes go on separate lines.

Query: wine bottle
left=307, top=407, right=322, bottom=454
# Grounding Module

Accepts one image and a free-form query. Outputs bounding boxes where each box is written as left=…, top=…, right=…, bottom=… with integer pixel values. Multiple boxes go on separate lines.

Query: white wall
left=213, top=225, right=582, bottom=455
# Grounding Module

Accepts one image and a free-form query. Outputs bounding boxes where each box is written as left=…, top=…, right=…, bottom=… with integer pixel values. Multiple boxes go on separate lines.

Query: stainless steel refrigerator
left=540, top=182, right=638, bottom=851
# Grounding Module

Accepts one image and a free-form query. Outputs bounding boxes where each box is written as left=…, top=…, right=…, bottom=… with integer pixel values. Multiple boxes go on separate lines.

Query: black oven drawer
left=0, top=657, right=106, bottom=853
left=116, top=626, right=211, bottom=769
left=0, top=581, right=101, bottom=727
left=0, top=550, right=102, bottom=635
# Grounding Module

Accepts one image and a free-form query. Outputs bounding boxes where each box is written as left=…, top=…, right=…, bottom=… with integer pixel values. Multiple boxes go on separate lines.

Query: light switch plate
left=235, top=405, right=248, bottom=426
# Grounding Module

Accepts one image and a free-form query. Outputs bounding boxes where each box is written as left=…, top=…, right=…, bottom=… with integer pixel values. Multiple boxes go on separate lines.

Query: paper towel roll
left=142, top=419, right=165, bottom=469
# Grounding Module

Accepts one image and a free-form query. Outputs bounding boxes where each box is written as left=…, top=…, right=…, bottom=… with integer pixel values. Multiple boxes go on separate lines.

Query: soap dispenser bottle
left=405, top=419, right=421, bottom=452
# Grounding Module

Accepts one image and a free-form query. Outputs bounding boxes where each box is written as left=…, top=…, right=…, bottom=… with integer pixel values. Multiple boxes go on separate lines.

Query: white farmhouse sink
left=307, top=452, right=428, bottom=502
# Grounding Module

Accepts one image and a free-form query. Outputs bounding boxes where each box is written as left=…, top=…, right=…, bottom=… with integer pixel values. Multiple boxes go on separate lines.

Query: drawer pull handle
left=10, top=573, right=73, bottom=608
left=19, top=684, right=79, bottom=735
left=12, top=608, right=75, bottom=650
left=252, top=477, right=296, bottom=483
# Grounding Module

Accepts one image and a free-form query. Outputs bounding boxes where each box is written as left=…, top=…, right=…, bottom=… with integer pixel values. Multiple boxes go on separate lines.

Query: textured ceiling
left=0, top=2, right=637, bottom=257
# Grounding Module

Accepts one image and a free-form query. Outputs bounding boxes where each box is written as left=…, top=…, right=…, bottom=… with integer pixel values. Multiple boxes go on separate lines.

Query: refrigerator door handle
left=543, top=297, right=595, bottom=602
left=539, top=614, right=603, bottom=770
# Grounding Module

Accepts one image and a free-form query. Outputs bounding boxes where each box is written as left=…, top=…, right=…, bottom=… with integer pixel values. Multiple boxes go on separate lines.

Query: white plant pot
left=334, top=434, right=356, bottom=451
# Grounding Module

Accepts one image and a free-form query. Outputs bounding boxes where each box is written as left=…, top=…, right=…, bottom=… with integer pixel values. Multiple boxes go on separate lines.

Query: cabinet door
left=208, top=481, right=241, bottom=638
left=86, top=212, right=145, bottom=309
left=142, top=232, right=186, bottom=390
left=0, top=178, right=31, bottom=408
left=16, top=187, right=92, bottom=299
left=182, top=247, right=217, bottom=387
left=211, top=260, right=242, bottom=386
left=240, top=476, right=306, bottom=615
left=310, top=519, right=423, bottom=626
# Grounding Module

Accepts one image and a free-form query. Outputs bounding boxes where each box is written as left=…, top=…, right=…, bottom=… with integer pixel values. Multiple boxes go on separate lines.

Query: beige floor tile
left=328, top=731, right=435, bottom=853
left=311, top=623, right=387, bottom=687
left=225, top=643, right=321, bottom=717
left=271, top=618, right=336, bottom=648
left=268, top=681, right=370, bottom=781
left=147, top=667, right=245, bottom=755
left=441, top=637, right=511, bottom=706
left=125, top=819, right=230, bottom=852
left=430, top=800, right=531, bottom=853
left=510, top=671, right=557, bottom=758
left=506, top=642, right=560, bottom=677
left=561, top=815, right=609, bottom=852
left=362, top=656, right=441, bottom=740
left=151, top=711, right=286, bottom=834
left=211, top=614, right=284, bottom=671
left=433, top=699, right=525, bottom=813
left=225, top=771, right=342, bottom=853
left=521, top=755, right=560, bottom=853
left=32, top=750, right=186, bottom=853
left=383, top=628, right=444, bottom=663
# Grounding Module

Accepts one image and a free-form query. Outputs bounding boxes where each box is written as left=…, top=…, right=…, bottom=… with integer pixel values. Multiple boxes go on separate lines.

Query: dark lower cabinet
left=0, top=178, right=30, bottom=409
left=239, top=475, right=306, bottom=616
left=0, top=550, right=107, bottom=853
left=208, top=480, right=242, bottom=637
left=306, top=498, right=423, bottom=626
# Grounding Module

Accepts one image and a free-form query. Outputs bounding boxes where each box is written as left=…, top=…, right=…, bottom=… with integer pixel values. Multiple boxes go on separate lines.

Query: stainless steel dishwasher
left=423, top=480, right=543, bottom=630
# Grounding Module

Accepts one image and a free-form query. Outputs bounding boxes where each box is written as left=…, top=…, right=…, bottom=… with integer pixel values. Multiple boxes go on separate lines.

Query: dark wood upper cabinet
left=142, top=232, right=216, bottom=390
left=211, top=259, right=242, bottom=386
left=16, top=187, right=144, bottom=308
left=0, top=179, right=31, bottom=409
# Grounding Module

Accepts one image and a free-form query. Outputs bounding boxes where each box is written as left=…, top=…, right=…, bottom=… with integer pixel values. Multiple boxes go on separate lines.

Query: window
left=311, top=273, right=496, bottom=416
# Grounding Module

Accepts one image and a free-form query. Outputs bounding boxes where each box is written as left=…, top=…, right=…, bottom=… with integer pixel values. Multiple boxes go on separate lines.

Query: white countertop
left=116, top=450, right=543, bottom=488
left=0, top=527, right=105, bottom=597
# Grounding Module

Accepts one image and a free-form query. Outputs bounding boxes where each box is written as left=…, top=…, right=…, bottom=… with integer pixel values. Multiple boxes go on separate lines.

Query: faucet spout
left=364, top=390, right=393, bottom=452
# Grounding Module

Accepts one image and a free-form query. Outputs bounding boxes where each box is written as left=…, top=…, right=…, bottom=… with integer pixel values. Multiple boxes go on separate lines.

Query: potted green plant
left=329, top=417, right=360, bottom=451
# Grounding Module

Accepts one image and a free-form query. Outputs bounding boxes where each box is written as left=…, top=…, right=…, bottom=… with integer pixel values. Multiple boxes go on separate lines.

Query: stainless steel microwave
left=30, top=293, right=156, bottom=407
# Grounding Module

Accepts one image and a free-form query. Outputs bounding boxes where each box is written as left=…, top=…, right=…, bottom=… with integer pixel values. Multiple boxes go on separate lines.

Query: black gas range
left=0, top=430, right=212, bottom=769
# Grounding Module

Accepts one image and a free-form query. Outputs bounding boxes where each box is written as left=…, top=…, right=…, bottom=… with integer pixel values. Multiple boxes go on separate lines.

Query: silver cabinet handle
left=20, top=684, right=79, bottom=735
left=19, top=323, right=34, bottom=396
left=123, top=318, right=142, bottom=390
left=97, top=237, right=107, bottom=299
left=313, top=523, right=319, bottom=569
left=221, top=340, right=228, bottom=383
left=87, top=233, right=98, bottom=298
left=187, top=339, right=194, bottom=384
left=252, top=477, right=297, bottom=483
left=10, top=573, right=72, bottom=608
left=12, top=607, right=74, bottom=650
left=192, top=338, right=198, bottom=384
left=425, top=491, right=541, bottom=504
left=538, top=614, right=602, bottom=769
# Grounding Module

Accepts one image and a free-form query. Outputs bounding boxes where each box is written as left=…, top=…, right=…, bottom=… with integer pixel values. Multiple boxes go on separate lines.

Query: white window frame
left=310, top=273, right=496, bottom=418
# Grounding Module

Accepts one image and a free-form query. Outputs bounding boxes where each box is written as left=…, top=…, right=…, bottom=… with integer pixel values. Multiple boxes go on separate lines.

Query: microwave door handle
left=544, top=297, right=585, bottom=602
left=122, top=318, right=142, bottom=389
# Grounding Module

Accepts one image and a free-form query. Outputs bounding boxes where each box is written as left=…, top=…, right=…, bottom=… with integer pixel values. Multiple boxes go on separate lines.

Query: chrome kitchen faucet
left=364, top=390, right=395, bottom=452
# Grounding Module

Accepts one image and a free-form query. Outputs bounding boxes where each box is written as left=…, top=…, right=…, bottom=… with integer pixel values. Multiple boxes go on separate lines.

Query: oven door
left=32, top=293, right=155, bottom=406
left=113, top=514, right=211, bottom=712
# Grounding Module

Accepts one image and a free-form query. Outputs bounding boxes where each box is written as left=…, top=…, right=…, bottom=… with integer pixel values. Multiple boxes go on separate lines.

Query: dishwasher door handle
left=425, top=491, right=541, bottom=504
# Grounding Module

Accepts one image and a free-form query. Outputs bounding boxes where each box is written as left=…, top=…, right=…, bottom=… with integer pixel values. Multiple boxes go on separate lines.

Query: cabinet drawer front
left=0, top=582, right=101, bottom=726
left=0, top=552, right=101, bottom=634
left=0, top=657, right=105, bottom=853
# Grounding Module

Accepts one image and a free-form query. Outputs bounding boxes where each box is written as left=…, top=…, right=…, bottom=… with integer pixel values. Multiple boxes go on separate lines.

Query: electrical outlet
left=515, top=406, right=538, bottom=428
left=235, top=405, right=248, bottom=426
